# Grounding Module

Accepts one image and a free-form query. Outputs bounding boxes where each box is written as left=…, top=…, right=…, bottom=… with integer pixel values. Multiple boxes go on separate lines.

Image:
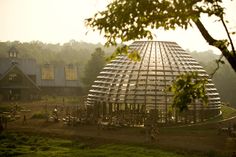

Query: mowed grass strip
left=220, top=105, right=236, bottom=120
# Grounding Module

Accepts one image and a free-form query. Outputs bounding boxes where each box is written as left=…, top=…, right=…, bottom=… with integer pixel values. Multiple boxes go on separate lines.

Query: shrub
left=6, top=143, right=16, bottom=149
left=77, top=143, right=89, bottom=149
left=40, top=145, right=50, bottom=151
left=0, top=106, right=11, bottom=112
left=205, top=150, right=218, bottom=157
left=0, top=133, right=7, bottom=140
left=31, top=112, right=47, bottom=119
left=16, top=135, right=29, bottom=145
left=30, top=146, right=37, bottom=151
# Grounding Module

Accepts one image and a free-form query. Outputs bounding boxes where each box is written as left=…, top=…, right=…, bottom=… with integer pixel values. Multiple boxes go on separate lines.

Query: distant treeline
left=0, top=41, right=235, bottom=106
left=0, top=40, right=115, bottom=86
left=190, top=50, right=236, bottom=107
left=0, top=40, right=114, bottom=64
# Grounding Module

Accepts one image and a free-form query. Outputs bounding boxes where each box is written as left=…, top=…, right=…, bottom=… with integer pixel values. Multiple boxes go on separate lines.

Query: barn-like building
left=87, top=41, right=221, bottom=125
left=0, top=47, right=82, bottom=101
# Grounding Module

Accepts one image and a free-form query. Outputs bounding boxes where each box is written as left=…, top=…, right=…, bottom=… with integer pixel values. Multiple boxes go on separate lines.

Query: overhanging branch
left=209, top=54, right=223, bottom=78
left=221, top=16, right=236, bottom=56
left=194, top=18, right=236, bottom=72
left=194, top=19, right=217, bottom=45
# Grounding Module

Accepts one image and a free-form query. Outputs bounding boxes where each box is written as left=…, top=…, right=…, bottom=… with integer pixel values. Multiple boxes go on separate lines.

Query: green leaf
left=168, top=72, right=208, bottom=112
left=106, top=46, right=140, bottom=62
left=86, top=0, right=224, bottom=46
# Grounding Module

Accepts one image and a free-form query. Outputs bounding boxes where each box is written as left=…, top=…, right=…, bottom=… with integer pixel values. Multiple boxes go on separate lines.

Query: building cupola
left=8, top=46, right=18, bottom=58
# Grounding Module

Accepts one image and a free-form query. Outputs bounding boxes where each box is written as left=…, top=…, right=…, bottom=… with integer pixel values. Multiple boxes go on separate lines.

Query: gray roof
left=0, top=64, right=40, bottom=90
left=0, top=57, right=81, bottom=87
left=0, top=58, right=37, bottom=76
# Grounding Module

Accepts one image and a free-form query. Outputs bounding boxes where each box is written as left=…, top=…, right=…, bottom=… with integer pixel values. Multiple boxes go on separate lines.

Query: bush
left=77, top=143, right=89, bottom=150
left=0, top=106, right=11, bottom=112
left=30, top=146, right=37, bottom=151
left=205, top=150, right=218, bottom=157
left=0, top=149, right=24, bottom=156
left=0, top=133, right=7, bottom=140
left=6, top=143, right=16, bottom=149
left=31, top=112, right=47, bottom=119
left=40, top=145, right=50, bottom=151
left=16, top=135, right=29, bottom=145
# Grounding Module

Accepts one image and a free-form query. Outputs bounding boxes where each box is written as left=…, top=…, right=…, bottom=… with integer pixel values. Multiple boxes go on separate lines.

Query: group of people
left=218, top=122, right=236, bottom=137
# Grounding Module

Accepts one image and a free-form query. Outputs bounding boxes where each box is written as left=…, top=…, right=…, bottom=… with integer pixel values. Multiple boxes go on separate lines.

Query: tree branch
left=209, top=54, right=223, bottom=78
left=194, top=19, right=217, bottom=45
left=220, top=16, right=236, bottom=56
left=194, top=18, right=236, bottom=72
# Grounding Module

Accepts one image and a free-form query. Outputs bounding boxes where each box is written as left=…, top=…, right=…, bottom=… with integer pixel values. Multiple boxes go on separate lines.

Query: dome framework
left=87, top=41, right=221, bottom=126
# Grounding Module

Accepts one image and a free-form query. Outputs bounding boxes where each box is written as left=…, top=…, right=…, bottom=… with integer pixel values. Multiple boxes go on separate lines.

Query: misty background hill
left=0, top=41, right=235, bottom=107
left=189, top=50, right=236, bottom=107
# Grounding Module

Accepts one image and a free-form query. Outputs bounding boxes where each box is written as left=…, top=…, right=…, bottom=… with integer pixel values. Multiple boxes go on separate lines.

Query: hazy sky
left=0, top=0, right=236, bottom=54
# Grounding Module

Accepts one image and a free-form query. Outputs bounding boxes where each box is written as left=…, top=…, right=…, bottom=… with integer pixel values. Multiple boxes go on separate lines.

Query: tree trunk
left=194, top=19, right=236, bottom=72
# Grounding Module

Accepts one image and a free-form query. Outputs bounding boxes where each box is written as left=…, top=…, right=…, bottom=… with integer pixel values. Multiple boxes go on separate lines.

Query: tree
left=86, top=0, right=236, bottom=72
left=85, top=0, right=236, bottom=111
left=83, top=48, right=106, bottom=88
left=168, top=72, right=208, bottom=112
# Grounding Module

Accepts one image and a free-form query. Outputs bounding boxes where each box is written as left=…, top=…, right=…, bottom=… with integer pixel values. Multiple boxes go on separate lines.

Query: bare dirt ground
left=3, top=101, right=236, bottom=156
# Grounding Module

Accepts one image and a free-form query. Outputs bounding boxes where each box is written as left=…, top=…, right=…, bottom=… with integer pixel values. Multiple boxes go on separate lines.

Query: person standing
left=0, top=116, right=3, bottom=134
left=23, top=115, right=27, bottom=124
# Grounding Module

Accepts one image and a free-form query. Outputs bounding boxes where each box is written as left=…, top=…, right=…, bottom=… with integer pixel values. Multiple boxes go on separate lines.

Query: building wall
left=36, top=64, right=81, bottom=87
left=39, top=86, right=84, bottom=96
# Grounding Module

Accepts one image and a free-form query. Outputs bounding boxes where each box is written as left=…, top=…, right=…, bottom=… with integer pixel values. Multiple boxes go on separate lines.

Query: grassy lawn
left=203, top=105, right=236, bottom=123
left=220, top=105, right=236, bottom=119
left=0, top=132, right=214, bottom=157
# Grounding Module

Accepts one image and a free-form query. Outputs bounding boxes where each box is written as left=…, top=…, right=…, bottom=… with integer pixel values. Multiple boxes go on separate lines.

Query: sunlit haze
left=0, top=0, right=236, bottom=54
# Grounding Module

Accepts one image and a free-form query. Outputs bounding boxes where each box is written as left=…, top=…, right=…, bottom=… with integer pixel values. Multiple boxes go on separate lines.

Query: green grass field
left=0, top=132, right=220, bottom=157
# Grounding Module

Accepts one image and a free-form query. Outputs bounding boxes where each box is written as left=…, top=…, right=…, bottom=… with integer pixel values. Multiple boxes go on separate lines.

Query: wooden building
left=0, top=47, right=82, bottom=101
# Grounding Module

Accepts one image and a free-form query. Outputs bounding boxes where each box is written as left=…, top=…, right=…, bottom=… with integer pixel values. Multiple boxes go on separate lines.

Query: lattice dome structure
left=87, top=41, right=221, bottom=125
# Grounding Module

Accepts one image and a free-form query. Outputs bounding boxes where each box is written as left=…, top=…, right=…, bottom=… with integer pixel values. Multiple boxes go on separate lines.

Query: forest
left=0, top=40, right=235, bottom=107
